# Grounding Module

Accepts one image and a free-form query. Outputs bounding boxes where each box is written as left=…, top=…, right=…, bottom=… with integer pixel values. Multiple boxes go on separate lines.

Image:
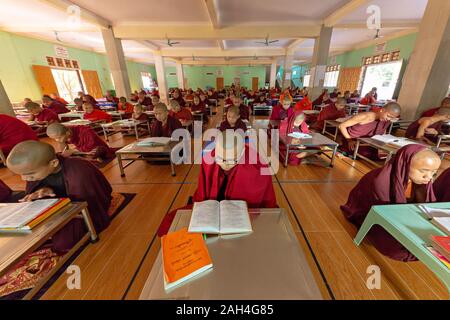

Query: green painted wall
left=165, top=65, right=267, bottom=90
left=0, top=31, right=154, bottom=102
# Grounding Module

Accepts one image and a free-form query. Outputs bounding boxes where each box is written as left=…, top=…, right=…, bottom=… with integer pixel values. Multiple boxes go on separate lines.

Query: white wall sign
left=374, top=43, right=387, bottom=54
left=54, top=45, right=69, bottom=58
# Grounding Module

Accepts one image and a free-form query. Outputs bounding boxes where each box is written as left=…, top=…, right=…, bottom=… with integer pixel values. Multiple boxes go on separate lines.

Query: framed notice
left=54, top=45, right=69, bottom=58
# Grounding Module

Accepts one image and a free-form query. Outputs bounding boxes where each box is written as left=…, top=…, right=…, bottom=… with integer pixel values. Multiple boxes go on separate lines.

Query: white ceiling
left=0, top=0, right=428, bottom=65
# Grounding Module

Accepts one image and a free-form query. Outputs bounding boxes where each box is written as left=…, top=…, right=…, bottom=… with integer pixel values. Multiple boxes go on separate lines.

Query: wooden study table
left=0, top=202, right=97, bottom=300
left=101, top=119, right=151, bottom=140
left=139, top=208, right=323, bottom=300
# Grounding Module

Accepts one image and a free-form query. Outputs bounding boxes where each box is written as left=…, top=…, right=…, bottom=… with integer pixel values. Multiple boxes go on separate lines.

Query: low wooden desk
left=139, top=209, right=323, bottom=300
left=345, top=104, right=370, bottom=115
left=354, top=203, right=450, bottom=298
left=115, top=140, right=180, bottom=177
left=58, top=111, right=84, bottom=120
left=0, top=202, right=97, bottom=299
left=101, top=119, right=150, bottom=140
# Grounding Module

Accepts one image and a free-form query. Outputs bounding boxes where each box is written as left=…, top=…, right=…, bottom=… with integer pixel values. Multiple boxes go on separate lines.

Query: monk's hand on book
left=19, top=188, right=56, bottom=202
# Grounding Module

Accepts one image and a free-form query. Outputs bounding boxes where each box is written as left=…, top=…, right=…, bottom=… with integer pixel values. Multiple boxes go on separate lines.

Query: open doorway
left=360, top=60, right=403, bottom=100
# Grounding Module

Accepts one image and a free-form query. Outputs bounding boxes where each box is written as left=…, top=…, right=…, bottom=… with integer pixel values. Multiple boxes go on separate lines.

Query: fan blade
left=269, top=40, right=279, bottom=43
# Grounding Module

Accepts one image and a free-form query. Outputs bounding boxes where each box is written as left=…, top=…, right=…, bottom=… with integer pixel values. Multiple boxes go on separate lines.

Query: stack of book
left=0, top=198, right=71, bottom=233
left=137, top=137, right=171, bottom=147
left=427, top=236, right=450, bottom=269
left=418, top=205, right=450, bottom=234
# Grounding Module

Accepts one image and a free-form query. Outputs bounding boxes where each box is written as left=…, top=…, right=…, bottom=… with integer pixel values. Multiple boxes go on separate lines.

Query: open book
left=162, top=227, right=213, bottom=291
left=288, top=132, right=312, bottom=139
left=188, top=200, right=252, bottom=235
left=418, top=205, right=450, bottom=219
left=432, top=217, right=450, bottom=235
left=371, top=134, right=418, bottom=148
left=136, top=137, right=172, bottom=147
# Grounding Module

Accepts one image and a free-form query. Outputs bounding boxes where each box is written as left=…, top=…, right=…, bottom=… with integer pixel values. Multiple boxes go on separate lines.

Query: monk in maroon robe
left=46, top=123, right=115, bottom=162
left=312, top=97, right=346, bottom=131
left=105, top=90, right=119, bottom=104
left=25, top=102, right=59, bottom=124
left=0, top=114, right=38, bottom=157
left=82, top=102, right=112, bottom=123
left=151, top=103, right=182, bottom=137
left=434, top=168, right=450, bottom=201
left=420, top=97, right=450, bottom=117
left=0, top=179, right=12, bottom=202
left=157, top=134, right=277, bottom=236
left=219, top=106, right=247, bottom=132
left=171, top=90, right=185, bottom=107
left=341, top=145, right=441, bottom=261
left=270, top=97, right=294, bottom=121
left=6, top=141, right=112, bottom=252
left=82, top=94, right=98, bottom=108
left=338, top=102, right=401, bottom=159
left=137, top=91, right=153, bottom=109
left=42, top=96, right=69, bottom=115
left=132, top=104, right=149, bottom=121
left=312, top=89, right=329, bottom=106
left=405, top=112, right=450, bottom=144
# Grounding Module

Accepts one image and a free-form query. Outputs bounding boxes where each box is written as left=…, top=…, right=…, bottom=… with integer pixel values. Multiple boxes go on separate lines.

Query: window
left=141, top=72, right=156, bottom=90
left=360, top=60, right=403, bottom=100
left=303, top=74, right=311, bottom=87
left=324, top=65, right=340, bottom=87
left=51, top=69, right=84, bottom=102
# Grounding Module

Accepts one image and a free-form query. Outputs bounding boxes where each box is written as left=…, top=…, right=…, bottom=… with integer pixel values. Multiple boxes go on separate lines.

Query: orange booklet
left=162, top=227, right=213, bottom=290
left=431, top=236, right=450, bottom=261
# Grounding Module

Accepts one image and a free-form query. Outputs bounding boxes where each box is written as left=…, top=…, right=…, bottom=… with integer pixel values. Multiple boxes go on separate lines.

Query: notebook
left=418, top=205, right=450, bottom=219
left=188, top=200, right=252, bottom=235
left=431, top=217, right=450, bottom=235
left=430, top=236, right=450, bottom=261
left=288, top=132, right=312, bottom=139
left=136, top=137, right=172, bottom=147
left=162, top=227, right=213, bottom=291
left=426, top=246, right=450, bottom=269
left=0, top=198, right=71, bottom=232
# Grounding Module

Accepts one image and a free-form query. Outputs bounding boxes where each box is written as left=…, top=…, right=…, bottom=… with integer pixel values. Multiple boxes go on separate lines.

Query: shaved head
left=7, top=141, right=56, bottom=169
left=24, top=101, right=41, bottom=112
left=227, top=106, right=240, bottom=116
left=384, top=102, right=402, bottom=115
left=154, top=103, right=168, bottom=113
left=47, top=122, right=69, bottom=137
left=336, top=97, right=346, bottom=107
left=409, top=149, right=441, bottom=185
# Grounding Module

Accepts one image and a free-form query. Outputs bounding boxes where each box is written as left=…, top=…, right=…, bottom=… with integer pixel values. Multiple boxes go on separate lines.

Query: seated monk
left=0, top=179, right=12, bottom=202
left=171, top=89, right=185, bottom=107
left=148, top=94, right=160, bottom=111
left=311, top=97, right=347, bottom=131
left=405, top=111, right=450, bottom=144
left=279, top=88, right=293, bottom=103
left=341, top=145, right=441, bottom=261
left=270, top=97, right=294, bottom=122
left=434, top=168, right=450, bottom=202
left=6, top=141, right=112, bottom=252
left=224, top=92, right=236, bottom=106
left=118, top=97, right=134, bottom=113
left=105, top=90, right=119, bottom=104
left=168, top=100, right=193, bottom=127
left=338, top=102, right=401, bottom=159
left=50, top=93, right=68, bottom=106
left=420, top=97, right=450, bottom=118
left=312, top=89, right=329, bottom=107
left=42, top=95, right=69, bottom=115
left=132, top=104, right=149, bottom=121
left=25, top=101, right=59, bottom=125
left=83, top=102, right=112, bottom=123
left=82, top=94, right=98, bottom=108
left=137, top=91, right=152, bottom=109
left=350, top=90, right=360, bottom=99
left=190, top=95, right=206, bottom=113
left=227, top=97, right=250, bottom=121
left=359, top=91, right=376, bottom=106
left=157, top=132, right=277, bottom=236
left=46, top=123, right=115, bottom=163
left=219, top=106, right=247, bottom=132
left=0, top=114, right=38, bottom=158
left=294, top=95, right=312, bottom=112
left=73, top=98, right=84, bottom=111
left=151, top=103, right=182, bottom=137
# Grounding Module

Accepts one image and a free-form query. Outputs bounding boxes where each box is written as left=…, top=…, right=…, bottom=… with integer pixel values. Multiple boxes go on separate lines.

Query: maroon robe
left=138, top=97, right=153, bottom=108
left=190, top=102, right=206, bottom=113
left=83, top=95, right=98, bottom=108
left=151, top=115, right=182, bottom=137
left=157, top=144, right=278, bottom=236
left=421, top=107, right=440, bottom=118
left=35, top=108, right=59, bottom=123
left=279, top=111, right=311, bottom=165
left=405, top=118, right=443, bottom=142
left=46, top=101, right=69, bottom=114
left=341, top=119, right=391, bottom=159
left=0, top=115, right=38, bottom=157
left=133, top=113, right=149, bottom=121
left=69, top=126, right=115, bottom=160
left=219, top=118, right=247, bottom=132
left=312, top=103, right=346, bottom=131
left=341, top=144, right=435, bottom=261
left=0, top=179, right=12, bottom=202
left=26, top=156, right=112, bottom=251
left=434, top=168, right=450, bottom=202
left=270, top=104, right=294, bottom=121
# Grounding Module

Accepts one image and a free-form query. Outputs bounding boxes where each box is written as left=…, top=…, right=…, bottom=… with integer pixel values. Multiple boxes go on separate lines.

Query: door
left=81, top=70, right=103, bottom=99
left=252, top=77, right=259, bottom=91
left=337, top=67, right=361, bottom=93
left=32, top=65, right=58, bottom=96
left=216, top=77, right=224, bottom=90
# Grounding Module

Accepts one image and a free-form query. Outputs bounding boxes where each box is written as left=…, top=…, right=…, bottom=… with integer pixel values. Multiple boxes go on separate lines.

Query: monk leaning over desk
left=338, top=102, right=401, bottom=160
left=6, top=141, right=112, bottom=252
left=0, top=114, right=38, bottom=158
left=311, top=97, right=346, bottom=131
left=25, top=101, right=59, bottom=125
left=157, top=133, right=278, bottom=236
left=341, top=144, right=441, bottom=261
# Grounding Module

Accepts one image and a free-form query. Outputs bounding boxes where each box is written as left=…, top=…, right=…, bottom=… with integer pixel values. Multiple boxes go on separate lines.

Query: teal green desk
left=354, top=202, right=450, bottom=297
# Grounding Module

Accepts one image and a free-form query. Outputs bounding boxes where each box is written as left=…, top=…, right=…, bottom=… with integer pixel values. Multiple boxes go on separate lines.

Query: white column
left=282, top=50, right=294, bottom=89
left=0, top=81, right=15, bottom=116
left=101, top=27, right=132, bottom=99
left=176, top=61, right=185, bottom=90
left=309, top=25, right=333, bottom=100
left=397, top=0, right=450, bottom=119
left=154, top=52, right=168, bottom=103
left=269, top=61, right=277, bottom=88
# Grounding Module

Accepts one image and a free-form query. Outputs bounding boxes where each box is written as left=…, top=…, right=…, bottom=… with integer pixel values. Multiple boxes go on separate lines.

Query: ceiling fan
left=255, top=34, right=279, bottom=46
left=165, top=35, right=180, bottom=47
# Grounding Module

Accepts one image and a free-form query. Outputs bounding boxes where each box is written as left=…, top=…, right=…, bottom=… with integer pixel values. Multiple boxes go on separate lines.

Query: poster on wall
left=54, top=45, right=69, bottom=58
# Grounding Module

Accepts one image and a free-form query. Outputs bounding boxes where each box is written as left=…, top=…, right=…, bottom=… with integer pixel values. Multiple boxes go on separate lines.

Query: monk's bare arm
left=338, top=113, right=371, bottom=139
left=416, top=115, right=449, bottom=138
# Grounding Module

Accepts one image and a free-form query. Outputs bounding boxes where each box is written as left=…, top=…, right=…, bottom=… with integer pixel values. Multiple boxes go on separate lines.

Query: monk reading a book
left=338, top=102, right=401, bottom=159
left=219, top=106, right=247, bottom=132
left=311, top=97, right=347, bottom=131
left=434, top=168, right=450, bottom=202
left=157, top=133, right=277, bottom=236
left=42, top=95, right=69, bottom=115
left=46, top=123, right=115, bottom=163
left=25, top=101, right=59, bottom=125
left=420, top=97, right=450, bottom=117
left=341, top=144, right=441, bottom=261
left=151, top=103, right=183, bottom=137
left=6, top=141, right=112, bottom=251
left=83, top=102, right=112, bottom=123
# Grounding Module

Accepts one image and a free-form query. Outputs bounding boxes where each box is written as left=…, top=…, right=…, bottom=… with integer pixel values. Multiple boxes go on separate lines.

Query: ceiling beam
left=204, top=0, right=221, bottom=29
left=113, top=24, right=321, bottom=40
left=37, top=0, right=111, bottom=29
left=218, top=40, right=225, bottom=50
left=287, top=39, right=307, bottom=50
left=181, top=59, right=274, bottom=66
left=160, top=48, right=287, bottom=57
left=136, top=40, right=160, bottom=51
left=323, top=0, right=369, bottom=27
left=335, top=20, right=421, bottom=29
